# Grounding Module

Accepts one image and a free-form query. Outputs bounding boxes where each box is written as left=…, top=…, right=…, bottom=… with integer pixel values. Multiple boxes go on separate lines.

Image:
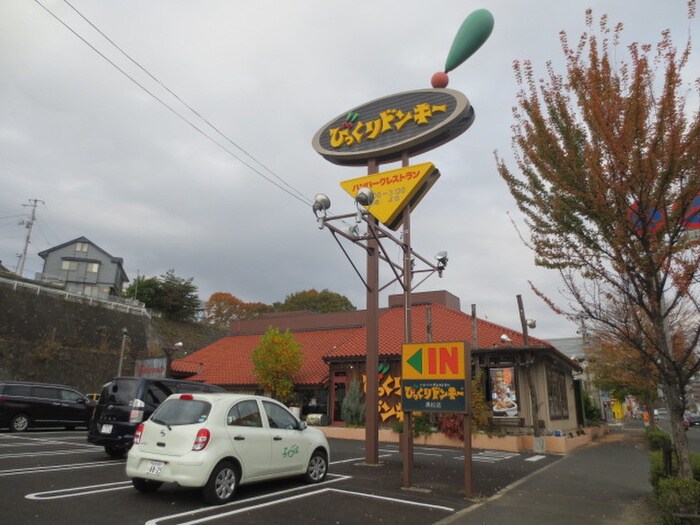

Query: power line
left=60, top=0, right=311, bottom=206
left=34, top=212, right=65, bottom=247
left=33, top=0, right=312, bottom=207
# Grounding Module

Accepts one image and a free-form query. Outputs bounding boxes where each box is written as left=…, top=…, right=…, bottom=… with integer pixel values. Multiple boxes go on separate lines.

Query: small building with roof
left=37, top=236, right=129, bottom=299
left=173, top=290, right=582, bottom=435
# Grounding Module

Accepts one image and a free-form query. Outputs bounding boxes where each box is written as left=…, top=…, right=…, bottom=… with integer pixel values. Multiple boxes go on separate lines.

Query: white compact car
left=125, top=393, right=330, bottom=504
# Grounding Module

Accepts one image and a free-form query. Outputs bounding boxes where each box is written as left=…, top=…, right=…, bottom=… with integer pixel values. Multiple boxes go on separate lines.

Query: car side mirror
left=297, top=420, right=307, bottom=431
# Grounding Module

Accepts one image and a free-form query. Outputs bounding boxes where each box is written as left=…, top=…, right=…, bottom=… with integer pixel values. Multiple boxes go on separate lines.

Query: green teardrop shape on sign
left=407, top=348, right=423, bottom=374
left=444, top=9, right=495, bottom=73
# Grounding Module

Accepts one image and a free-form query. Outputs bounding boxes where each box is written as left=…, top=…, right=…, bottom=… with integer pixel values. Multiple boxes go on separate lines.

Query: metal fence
left=0, top=275, right=151, bottom=318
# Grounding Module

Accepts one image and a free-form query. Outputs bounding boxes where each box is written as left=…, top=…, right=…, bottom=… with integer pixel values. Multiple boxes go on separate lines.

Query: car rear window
left=3, top=384, right=31, bottom=396
left=101, top=378, right=140, bottom=405
left=150, top=399, right=211, bottom=426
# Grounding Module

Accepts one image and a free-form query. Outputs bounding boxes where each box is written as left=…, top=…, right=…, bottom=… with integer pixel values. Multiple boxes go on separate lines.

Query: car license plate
left=146, top=461, right=164, bottom=477
left=100, top=424, right=113, bottom=434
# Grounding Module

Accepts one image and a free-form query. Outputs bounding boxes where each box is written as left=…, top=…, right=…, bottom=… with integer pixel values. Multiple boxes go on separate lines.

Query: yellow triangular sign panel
left=340, top=162, right=439, bottom=230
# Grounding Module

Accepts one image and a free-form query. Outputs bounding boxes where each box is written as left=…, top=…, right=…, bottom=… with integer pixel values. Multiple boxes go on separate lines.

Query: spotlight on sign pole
left=312, top=193, right=331, bottom=229
left=355, top=187, right=374, bottom=223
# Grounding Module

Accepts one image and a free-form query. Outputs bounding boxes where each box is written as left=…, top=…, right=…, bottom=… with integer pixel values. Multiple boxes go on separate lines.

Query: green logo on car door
left=282, top=444, right=299, bottom=458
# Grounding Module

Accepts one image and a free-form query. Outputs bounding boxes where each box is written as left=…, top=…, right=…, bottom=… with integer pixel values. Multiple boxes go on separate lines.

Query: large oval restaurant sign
left=312, top=88, right=474, bottom=166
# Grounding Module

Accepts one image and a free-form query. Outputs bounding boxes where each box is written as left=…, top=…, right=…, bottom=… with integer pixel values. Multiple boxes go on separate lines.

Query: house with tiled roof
left=172, top=290, right=582, bottom=435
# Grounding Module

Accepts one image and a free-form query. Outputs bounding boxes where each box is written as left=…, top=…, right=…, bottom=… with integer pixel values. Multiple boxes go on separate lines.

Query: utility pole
left=517, top=294, right=541, bottom=438
left=16, top=199, right=43, bottom=278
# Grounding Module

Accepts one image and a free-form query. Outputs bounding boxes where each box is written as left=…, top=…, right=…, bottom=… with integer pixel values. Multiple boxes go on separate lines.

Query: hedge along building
left=171, top=290, right=582, bottom=436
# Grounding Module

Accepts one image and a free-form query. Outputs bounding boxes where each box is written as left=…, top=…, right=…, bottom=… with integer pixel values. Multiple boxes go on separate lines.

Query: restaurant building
left=172, top=290, right=582, bottom=435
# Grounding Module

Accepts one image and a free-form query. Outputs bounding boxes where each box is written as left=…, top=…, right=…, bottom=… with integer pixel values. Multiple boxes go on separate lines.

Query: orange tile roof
left=327, top=303, right=551, bottom=359
left=172, top=327, right=361, bottom=387
left=172, top=302, right=555, bottom=388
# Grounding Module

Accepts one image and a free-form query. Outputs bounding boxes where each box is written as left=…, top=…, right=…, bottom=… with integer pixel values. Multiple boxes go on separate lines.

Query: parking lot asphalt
left=0, top=429, right=561, bottom=525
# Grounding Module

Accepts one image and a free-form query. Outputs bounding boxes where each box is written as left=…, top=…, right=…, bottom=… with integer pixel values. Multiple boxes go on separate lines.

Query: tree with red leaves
left=497, top=3, right=700, bottom=478
left=204, top=292, right=273, bottom=325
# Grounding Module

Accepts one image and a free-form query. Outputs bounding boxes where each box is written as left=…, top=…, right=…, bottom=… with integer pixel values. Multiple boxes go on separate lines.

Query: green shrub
left=646, top=427, right=672, bottom=451
left=650, top=451, right=700, bottom=493
left=650, top=451, right=669, bottom=492
left=582, top=390, right=603, bottom=423
left=340, top=379, right=365, bottom=427
left=391, top=413, right=436, bottom=438
left=412, top=412, right=435, bottom=438
left=656, top=478, right=700, bottom=525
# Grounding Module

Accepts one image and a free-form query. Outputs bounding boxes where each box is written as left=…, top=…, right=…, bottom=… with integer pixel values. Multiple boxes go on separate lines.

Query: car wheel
left=304, top=449, right=328, bottom=483
left=203, top=461, right=238, bottom=505
left=132, top=478, right=162, bottom=493
left=104, top=444, right=126, bottom=459
left=10, top=414, right=29, bottom=432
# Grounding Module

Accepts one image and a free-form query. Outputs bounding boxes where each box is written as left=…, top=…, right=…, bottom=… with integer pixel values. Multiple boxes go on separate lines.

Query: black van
left=87, top=376, right=225, bottom=457
left=0, top=380, right=94, bottom=432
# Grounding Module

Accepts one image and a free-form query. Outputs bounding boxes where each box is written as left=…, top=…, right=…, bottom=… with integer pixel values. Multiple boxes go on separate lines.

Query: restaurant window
left=546, top=367, right=569, bottom=420
left=87, top=262, right=100, bottom=273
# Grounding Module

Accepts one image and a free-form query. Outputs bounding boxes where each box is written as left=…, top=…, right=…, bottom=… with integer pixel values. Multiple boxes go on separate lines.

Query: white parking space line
left=455, top=451, right=521, bottom=463
left=144, top=476, right=453, bottom=525
left=26, top=481, right=132, bottom=500
left=381, top=445, right=524, bottom=464
left=144, top=474, right=351, bottom=525
left=0, top=460, right=123, bottom=477
left=0, top=448, right=101, bottom=460
left=0, top=440, right=70, bottom=448
left=330, top=453, right=392, bottom=465
left=525, top=455, right=546, bottom=462
left=329, top=488, right=454, bottom=512
left=0, top=435, right=97, bottom=449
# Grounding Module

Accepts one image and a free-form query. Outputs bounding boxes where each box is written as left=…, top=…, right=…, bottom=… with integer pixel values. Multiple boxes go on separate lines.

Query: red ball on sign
left=431, top=71, right=449, bottom=88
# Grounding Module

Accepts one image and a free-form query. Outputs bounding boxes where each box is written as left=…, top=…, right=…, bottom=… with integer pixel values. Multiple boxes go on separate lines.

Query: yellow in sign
left=402, top=342, right=465, bottom=380
left=339, top=162, right=440, bottom=230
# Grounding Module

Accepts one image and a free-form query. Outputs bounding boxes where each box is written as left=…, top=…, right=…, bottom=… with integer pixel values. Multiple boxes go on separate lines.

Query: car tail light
left=180, top=394, right=194, bottom=400
left=192, top=428, right=210, bottom=451
left=129, top=398, right=145, bottom=424
left=133, top=423, right=144, bottom=445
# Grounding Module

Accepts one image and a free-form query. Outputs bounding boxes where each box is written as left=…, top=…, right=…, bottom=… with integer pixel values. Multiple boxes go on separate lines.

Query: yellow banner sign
left=339, top=162, right=439, bottom=230
left=402, top=342, right=465, bottom=380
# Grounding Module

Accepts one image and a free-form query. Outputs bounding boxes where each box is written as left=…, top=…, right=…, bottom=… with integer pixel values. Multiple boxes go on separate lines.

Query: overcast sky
left=1, top=1, right=696, bottom=339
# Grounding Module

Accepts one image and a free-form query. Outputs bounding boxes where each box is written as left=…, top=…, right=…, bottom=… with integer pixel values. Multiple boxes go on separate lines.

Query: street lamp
left=117, top=327, right=128, bottom=377
left=164, top=342, right=183, bottom=378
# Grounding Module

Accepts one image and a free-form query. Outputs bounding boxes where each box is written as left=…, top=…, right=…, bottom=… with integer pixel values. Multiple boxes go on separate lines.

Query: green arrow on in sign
left=407, top=348, right=423, bottom=374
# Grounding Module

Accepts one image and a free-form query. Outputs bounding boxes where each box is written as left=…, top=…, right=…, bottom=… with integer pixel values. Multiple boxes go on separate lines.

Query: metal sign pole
left=464, top=343, right=473, bottom=498
left=401, top=149, right=414, bottom=486
left=365, top=159, right=380, bottom=465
